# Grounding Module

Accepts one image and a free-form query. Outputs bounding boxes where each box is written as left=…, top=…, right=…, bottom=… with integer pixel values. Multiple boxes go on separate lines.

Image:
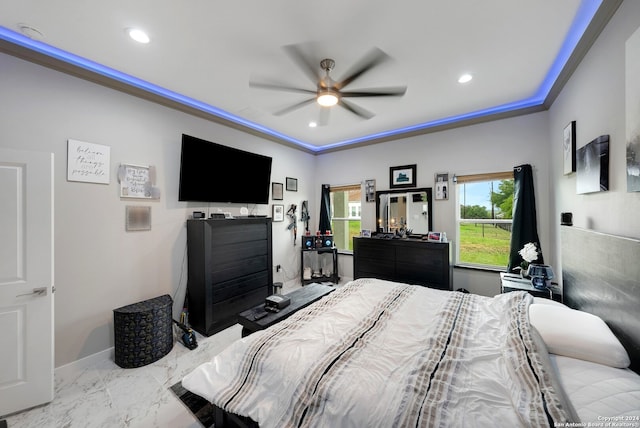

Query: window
left=330, top=184, right=362, bottom=252
left=455, top=171, right=514, bottom=270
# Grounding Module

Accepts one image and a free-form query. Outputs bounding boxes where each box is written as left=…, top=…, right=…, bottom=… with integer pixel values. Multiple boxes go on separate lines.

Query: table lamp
left=527, top=264, right=554, bottom=290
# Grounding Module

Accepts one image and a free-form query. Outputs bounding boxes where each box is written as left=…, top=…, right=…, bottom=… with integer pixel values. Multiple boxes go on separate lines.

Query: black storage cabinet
left=186, top=218, right=273, bottom=336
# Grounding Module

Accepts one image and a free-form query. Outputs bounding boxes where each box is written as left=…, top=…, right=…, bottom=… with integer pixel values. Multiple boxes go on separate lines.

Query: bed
left=182, top=227, right=640, bottom=427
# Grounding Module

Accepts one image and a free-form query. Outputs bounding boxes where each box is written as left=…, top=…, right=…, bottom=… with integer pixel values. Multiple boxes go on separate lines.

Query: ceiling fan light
left=317, top=91, right=339, bottom=107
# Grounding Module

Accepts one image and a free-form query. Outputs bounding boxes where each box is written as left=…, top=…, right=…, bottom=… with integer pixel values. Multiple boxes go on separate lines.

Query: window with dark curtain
left=507, top=164, right=544, bottom=272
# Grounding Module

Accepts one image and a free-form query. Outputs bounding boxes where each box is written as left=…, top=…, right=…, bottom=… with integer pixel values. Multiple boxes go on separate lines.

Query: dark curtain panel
left=319, top=184, right=332, bottom=233
left=507, top=164, right=544, bottom=272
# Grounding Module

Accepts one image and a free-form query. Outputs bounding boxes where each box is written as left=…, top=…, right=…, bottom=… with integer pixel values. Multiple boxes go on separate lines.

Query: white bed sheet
left=551, top=354, right=640, bottom=422
left=183, top=278, right=576, bottom=427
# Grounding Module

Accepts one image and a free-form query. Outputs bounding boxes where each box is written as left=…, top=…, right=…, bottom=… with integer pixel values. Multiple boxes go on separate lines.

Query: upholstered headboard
left=561, top=226, right=640, bottom=373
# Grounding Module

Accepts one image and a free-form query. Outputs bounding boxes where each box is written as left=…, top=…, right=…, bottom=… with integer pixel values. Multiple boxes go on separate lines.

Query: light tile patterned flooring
left=4, top=324, right=242, bottom=428
left=4, top=281, right=338, bottom=428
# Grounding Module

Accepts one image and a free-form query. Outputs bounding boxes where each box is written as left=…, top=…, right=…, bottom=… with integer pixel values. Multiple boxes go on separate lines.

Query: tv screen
left=178, top=134, right=272, bottom=204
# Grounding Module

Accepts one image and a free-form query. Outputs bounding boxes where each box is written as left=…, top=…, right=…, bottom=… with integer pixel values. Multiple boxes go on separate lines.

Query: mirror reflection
left=376, top=188, right=433, bottom=235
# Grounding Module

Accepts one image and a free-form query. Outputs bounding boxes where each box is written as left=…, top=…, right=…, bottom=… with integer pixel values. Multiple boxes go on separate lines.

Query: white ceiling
left=0, top=1, right=613, bottom=152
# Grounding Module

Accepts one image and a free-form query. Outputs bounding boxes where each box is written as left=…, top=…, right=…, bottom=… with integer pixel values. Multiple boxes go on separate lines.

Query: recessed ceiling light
left=127, top=28, right=150, bottom=44
left=18, top=23, right=44, bottom=40
left=308, top=121, right=318, bottom=128
left=458, top=73, right=473, bottom=84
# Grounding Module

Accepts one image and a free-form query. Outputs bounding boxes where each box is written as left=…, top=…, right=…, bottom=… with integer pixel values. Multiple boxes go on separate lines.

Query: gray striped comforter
left=182, top=278, right=578, bottom=427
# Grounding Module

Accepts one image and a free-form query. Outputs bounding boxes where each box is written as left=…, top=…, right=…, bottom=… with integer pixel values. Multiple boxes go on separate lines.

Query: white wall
left=548, top=0, right=640, bottom=274
left=317, top=112, right=552, bottom=296
left=1, top=0, right=638, bottom=367
left=0, top=53, right=316, bottom=366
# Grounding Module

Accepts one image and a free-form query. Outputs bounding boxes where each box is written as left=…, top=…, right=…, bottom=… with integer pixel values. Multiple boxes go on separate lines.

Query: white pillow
left=529, top=304, right=630, bottom=368
left=532, top=297, right=568, bottom=308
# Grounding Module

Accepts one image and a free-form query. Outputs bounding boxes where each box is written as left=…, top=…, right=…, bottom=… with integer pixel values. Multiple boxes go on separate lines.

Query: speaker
left=322, top=235, right=334, bottom=247
left=561, top=212, right=573, bottom=226
left=302, top=236, right=315, bottom=249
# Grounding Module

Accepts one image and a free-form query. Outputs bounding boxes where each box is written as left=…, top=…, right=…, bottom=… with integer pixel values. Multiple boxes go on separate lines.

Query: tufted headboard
left=561, top=226, right=640, bottom=373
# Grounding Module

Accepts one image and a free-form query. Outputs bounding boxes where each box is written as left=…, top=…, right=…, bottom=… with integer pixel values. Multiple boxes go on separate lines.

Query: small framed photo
left=272, top=182, right=283, bottom=200
left=563, top=121, right=576, bottom=175
left=361, top=229, right=372, bottom=237
left=272, top=204, right=284, bottom=222
left=390, top=164, right=416, bottom=188
left=286, top=177, right=298, bottom=192
left=426, top=231, right=443, bottom=242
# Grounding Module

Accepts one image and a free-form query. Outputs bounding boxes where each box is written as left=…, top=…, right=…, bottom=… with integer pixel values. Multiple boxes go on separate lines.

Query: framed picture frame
left=563, top=121, right=576, bottom=175
left=67, top=139, right=110, bottom=184
left=427, top=231, right=443, bottom=242
left=272, top=204, right=284, bottom=222
left=272, top=182, right=283, bottom=200
left=361, top=229, right=372, bottom=237
left=286, top=177, right=298, bottom=191
left=125, top=206, right=151, bottom=231
left=434, top=173, right=449, bottom=200
left=365, top=179, right=376, bottom=202
left=390, top=164, right=416, bottom=188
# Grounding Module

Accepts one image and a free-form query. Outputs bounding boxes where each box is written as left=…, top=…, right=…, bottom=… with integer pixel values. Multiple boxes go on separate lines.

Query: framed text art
left=563, top=121, right=576, bottom=175
left=390, top=164, right=416, bottom=188
left=118, top=164, right=160, bottom=199
left=67, top=139, right=110, bottom=184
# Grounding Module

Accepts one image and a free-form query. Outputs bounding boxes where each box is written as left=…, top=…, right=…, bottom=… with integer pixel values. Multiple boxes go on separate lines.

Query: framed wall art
left=434, top=173, right=449, bottom=200
left=272, top=204, right=284, bottom=222
left=67, top=139, right=110, bottom=184
left=365, top=179, right=376, bottom=202
left=576, top=135, right=609, bottom=194
left=272, top=182, right=283, bottom=200
left=118, top=163, right=160, bottom=199
left=563, top=121, right=576, bottom=175
left=286, top=177, right=298, bottom=191
left=390, top=164, right=416, bottom=188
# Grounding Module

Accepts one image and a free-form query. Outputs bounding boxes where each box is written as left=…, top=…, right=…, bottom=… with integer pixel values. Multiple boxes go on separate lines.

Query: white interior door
left=0, top=148, right=54, bottom=417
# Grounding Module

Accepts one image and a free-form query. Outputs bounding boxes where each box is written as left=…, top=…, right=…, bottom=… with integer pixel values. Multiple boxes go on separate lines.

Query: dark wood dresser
left=186, top=218, right=272, bottom=336
left=353, top=237, right=451, bottom=290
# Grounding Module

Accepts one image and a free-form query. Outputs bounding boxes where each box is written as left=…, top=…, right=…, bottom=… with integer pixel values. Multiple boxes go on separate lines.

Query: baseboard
left=55, top=347, right=114, bottom=381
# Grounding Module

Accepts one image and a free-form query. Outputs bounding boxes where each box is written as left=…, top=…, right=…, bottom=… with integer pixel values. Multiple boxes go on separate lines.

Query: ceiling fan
left=249, top=45, right=407, bottom=125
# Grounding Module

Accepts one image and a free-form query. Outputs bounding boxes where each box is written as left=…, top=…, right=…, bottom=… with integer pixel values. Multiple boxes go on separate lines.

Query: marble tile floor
left=4, top=323, right=243, bottom=428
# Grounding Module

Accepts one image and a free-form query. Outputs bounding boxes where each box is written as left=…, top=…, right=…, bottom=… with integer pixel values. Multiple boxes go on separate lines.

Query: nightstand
left=500, top=272, right=562, bottom=302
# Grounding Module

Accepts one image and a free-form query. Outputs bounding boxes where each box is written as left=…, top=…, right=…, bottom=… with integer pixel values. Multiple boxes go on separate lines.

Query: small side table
left=500, top=272, right=562, bottom=302
left=301, top=247, right=339, bottom=286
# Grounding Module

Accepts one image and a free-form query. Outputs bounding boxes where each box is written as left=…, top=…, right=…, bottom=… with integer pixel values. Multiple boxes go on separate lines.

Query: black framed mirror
left=375, top=187, right=432, bottom=235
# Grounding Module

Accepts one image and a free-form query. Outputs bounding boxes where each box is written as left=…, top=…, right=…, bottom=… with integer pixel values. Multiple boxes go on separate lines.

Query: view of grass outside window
left=456, top=172, right=514, bottom=269
left=330, top=184, right=361, bottom=252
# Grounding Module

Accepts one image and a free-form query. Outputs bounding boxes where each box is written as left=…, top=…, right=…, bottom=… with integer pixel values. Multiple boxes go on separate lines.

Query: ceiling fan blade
left=340, top=86, right=407, bottom=98
left=283, top=44, right=321, bottom=85
left=336, top=47, right=390, bottom=90
left=339, top=99, right=375, bottom=120
left=249, top=81, right=316, bottom=95
left=274, top=98, right=316, bottom=116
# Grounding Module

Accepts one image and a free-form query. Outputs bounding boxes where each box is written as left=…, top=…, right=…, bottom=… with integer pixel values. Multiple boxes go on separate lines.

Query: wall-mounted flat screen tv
left=178, top=134, right=272, bottom=204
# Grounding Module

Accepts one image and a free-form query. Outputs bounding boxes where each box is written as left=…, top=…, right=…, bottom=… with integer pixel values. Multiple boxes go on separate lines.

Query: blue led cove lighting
left=0, top=0, right=602, bottom=152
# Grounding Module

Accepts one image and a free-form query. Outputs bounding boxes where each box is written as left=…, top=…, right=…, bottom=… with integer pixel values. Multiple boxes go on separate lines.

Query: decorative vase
left=520, top=262, right=529, bottom=279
